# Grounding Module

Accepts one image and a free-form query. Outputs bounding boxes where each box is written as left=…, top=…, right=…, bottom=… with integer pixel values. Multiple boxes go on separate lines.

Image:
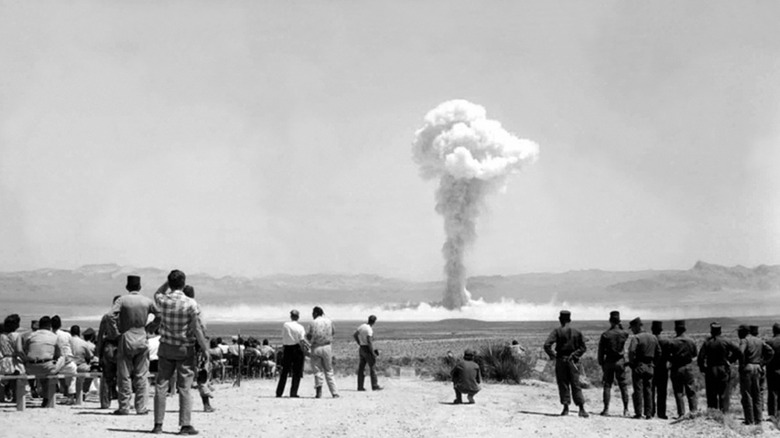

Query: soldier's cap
left=651, top=321, right=663, bottom=331
left=464, top=349, right=476, bottom=359
left=710, top=322, right=721, bottom=330
left=559, top=310, right=571, bottom=321
left=674, top=320, right=686, bottom=330
left=609, top=311, right=620, bottom=321
left=749, top=325, right=759, bottom=335
left=738, top=324, right=749, bottom=332
left=773, top=323, right=780, bottom=333
left=629, top=317, right=642, bottom=327
left=126, top=275, right=141, bottom=291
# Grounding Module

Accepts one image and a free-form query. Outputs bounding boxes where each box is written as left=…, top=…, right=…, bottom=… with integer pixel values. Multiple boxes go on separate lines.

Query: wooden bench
left=0, top=372, right=103, bottom=411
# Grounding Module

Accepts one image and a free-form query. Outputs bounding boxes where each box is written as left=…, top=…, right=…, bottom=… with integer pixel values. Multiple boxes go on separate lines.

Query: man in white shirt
left=353, top=315, right=382, bottom=391
left=52, top=315, right=79, bottom=402
left=276, top=309, right=307, bottom=398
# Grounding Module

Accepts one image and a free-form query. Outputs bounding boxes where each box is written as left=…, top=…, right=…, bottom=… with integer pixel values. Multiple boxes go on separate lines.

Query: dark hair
left=168, top=270, right=186, bottom=290
left=210, top=338, right=219, bottom=349
left=368, top=315, right=377, bottom=324
left=4, top=314, right=20, bottom=333
left=39, top=316, right=52, bottom=330
left=262, top=339, right=269, bottom=346
left=216, top=337, right=223, bottom=344
left=183, top=285, right=195, bottom=299
left=71, top=325, right=81, bottom=336
left=312, top=306, right=324, bottom=317
left=112, top=295, right=121, bottom=304
left=51, top=315, right=62, bottom=331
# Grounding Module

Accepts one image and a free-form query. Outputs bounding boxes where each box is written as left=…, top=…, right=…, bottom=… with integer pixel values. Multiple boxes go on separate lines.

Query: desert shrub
left=577, top=355, right=600, bottom=389
left=475, top=342, right=531, bottom=384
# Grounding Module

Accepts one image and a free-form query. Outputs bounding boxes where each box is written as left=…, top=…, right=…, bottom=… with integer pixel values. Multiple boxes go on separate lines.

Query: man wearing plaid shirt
left=151, top=270, right=210, bottom=436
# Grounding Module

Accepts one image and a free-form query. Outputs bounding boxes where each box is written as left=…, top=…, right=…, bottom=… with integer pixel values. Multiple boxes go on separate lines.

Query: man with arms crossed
left=276, top=309, right=306, bottom=398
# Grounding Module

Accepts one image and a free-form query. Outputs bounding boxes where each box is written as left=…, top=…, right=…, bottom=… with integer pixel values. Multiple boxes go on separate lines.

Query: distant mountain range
left=1, top=261, right=779, bottom=319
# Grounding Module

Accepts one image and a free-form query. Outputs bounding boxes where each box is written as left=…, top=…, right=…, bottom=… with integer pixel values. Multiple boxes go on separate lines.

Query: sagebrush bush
left=475, top=342, right=531, bottom=384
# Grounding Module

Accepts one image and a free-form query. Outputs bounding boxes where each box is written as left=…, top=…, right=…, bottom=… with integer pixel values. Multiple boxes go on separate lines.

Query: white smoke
left=412, top=100, right=539, bottom=309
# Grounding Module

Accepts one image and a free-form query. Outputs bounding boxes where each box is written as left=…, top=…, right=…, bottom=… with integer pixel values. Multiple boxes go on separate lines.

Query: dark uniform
left=751, top=325, right=766, bottom=415
left=651, top=321, right=671, bottom=419
left=668, top=321, right=698, bottom=416
left=543, top=311, right=587, bottom=411
left=697, top=323, right=740, bottom=413
left=598, top=312, right=629, bottom=416
left=96, top=299, right=121, bottom=409
left=628, top=318, right=661, bottom=419
left=765, top=324, right=780, bottom=417
left=739, top=325, right=774, bottom=424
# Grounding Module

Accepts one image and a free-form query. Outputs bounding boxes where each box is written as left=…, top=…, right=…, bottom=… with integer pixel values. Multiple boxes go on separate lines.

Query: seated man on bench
left=23, top=316, right=64, bottom=407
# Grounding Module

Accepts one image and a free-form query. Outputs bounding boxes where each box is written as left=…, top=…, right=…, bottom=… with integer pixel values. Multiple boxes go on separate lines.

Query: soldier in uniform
left=751, top=325, right=766, bottom=415
left=738, top=324, right=774, bottom=425
left=543, top=310, right=589, bottom=418
left=698, top=322, right=740, bottom=413
left=650, top=321, right=670, bottom=419
left=627, top=317, right=661, bottom=419
left=597, top=310, right=629, bottom=417
left=96, top=295, right=121, bottom=409
left=668, top=320, right=698, bottom=417
left=765, top=323, right=780, bottom=418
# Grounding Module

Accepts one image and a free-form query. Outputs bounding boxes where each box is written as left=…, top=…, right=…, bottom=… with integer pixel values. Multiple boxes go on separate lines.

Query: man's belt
left=312, top=342, right=331, bottom=347
left=27, top=358, right=54, bottom=364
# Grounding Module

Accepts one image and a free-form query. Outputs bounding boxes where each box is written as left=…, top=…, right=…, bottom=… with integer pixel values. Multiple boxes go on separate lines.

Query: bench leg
left=75, top=377, right=84, bottom=405
left=46, top=379, right=57, bottom=408
left=16, top=380, right=26, bottom=411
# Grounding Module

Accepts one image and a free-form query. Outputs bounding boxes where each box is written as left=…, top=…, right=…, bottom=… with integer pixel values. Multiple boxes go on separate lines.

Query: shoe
left=560, top=405, right=569, bottom=416
left=645, top=415, right=652, bottom=420
left=372, top=386, right=383, bottom=391
left=357, top=388, right=366, bottom=391
left=112, top=409, right=130, bottom=415
left=275, top=394, right=282, bottom=398
left=600, top=409, right=609, bottom=417
left=453, top=399, right=462, bottom=404
left=204, top=405, right=215, bottom=413
left=289, top=395, right=299, bottom=398
left=658, top=415, right=668, bottom=420
left=151, top=424, right=163, bottom=435
left=632, top=414, right=643, bottom=419
left=579, top=408, right=590, bottom=418
left=179, top=425, right=199, bottom=435
left=136, top=409, right=150, bottom=415
left=315, top=387, right=322, bottom=399
left=333, top=394, right=340, bottom=398
left=623, top=409, right=630, bottom=417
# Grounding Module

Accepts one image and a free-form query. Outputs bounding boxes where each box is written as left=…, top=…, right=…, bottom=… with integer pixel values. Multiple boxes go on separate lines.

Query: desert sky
left=1, top=1, right=779, bottom=281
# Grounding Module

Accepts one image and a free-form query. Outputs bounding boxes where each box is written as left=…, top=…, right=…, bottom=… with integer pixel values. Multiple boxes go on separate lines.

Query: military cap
left=609, top=311, right=620, bottom=321
left=773, top=323, right=780, bottom=334
left=738, top=324, right=749, bottom=332
left=710, top=322, right=722, bottom=335
left=630, top=317, right=642, bottom=327
left=559, top=310, right=571, bottom=322
left=674, top=320, right=686, bottom=330
left=651, top=321, right=663, bottom=331
left=126, top=275, right=141, bottom=291
left=749, top=325, right=759, bottom=336
left=464, top=349, right=476, bottom=359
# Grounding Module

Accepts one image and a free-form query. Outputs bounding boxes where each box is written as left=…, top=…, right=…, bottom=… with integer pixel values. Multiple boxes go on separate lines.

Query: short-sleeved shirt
left=71, top=336, right=94, bottom=366
left=307, top=316, right=335, bottom=347
left=113, top=292, right=158, bottom=333
left=24, top=330, right=61, bottom=362
left=356, top=323, right=373, bottom=346
left=281, top=321, right=306, bottom=346
left=155, top=289, right=200, bottom=347
left=56, top=329, right=74, bottom=361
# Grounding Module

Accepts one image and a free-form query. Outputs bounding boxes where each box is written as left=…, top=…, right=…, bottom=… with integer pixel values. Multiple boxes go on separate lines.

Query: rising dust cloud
left=412, top=100, right=539, bottom=309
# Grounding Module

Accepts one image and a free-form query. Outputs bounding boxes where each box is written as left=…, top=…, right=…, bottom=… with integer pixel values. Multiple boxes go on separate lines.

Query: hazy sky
left=1, top=1, right=779, bottom=280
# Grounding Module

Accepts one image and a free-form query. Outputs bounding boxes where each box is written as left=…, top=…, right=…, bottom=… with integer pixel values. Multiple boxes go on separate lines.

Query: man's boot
left=600, top=387, right=610, bottom=416
left=315, top=386, right=322, bottom=399
left=560, top=404, right=569, bottom=416
left=578, top=404, right=590, bottom=418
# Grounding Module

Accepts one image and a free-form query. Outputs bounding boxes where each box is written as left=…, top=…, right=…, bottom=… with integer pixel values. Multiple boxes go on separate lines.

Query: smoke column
left=412, top=100, right=539, bottom=309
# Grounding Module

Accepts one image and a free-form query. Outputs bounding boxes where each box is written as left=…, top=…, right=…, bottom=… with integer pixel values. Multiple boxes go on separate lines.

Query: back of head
left=750, top=325, right=759, bottom=337
left=183, top=285, right=195, bottom=299
left=210, top=338, right=219, bottom=349
left=463, top=348, right=475, bottom=361
left=774, top=323, right=780, bottom=336
left=312, top=306, right=324, bottom=318
left=51, top=315, right=62, bottom=331
left=368, top=315, right=377, bottom=325
left=126, top=275, right=141, bottom=292
left=38, top=316, right=52, bottom=330
left=263, top=339, right=269, bottom=346
left=71, top=325, right=81, bottom=337
left=674, top=320, right=686, bottom=335
left=710, top=322, right=722, bottom=337
left=738, top=324, right=749, bottom=338
left=290, top=309, right=300, bottom=321
left=112, top=295, right=122, bottom=304
left=83, top=327, right=96, bottom=342
left=4, top=314, right=21, bottom=333
left=559, top=310, right=571, bottom=325
left=651, top=320, right=663, bottom=335
left=167, top=269, right=187, bottom=291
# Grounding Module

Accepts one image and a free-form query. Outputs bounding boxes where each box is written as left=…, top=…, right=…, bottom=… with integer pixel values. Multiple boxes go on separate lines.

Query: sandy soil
left=1, top=376, right=777, bottom=438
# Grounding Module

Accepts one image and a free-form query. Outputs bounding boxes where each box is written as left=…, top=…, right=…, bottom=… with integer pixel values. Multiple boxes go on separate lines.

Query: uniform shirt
left=96, top=311, right=120, bottom=354
left=598, top=326, right=628, bottom=365
left=56, top=329, right=75, bottom=362
left=628, top=331, right=661, bottom=365
left=698, top=335, right=740, bottom=369
left=451, top=358, right=481, bottom=393
left=654, top=335, right=672, bottom=369
left=766, top=335, right=780, bottom=370
left=307, top=316, right=335, bottom=347
left=281, top=321, right=306, bottom=346
left=112, top=292, right=158, bottom=333
left=543, top=325, right=586, bottom=360
left=155, top=289, right=201, bottom=347
left=356, top=323, right=374, bottom=346
left=740, top=335, right=774, bottom=366
left=24, top=329, right=61, bottom=362
left=70, top=335, right=94, bottom=366
left=667, top=334, right=697, bottom=368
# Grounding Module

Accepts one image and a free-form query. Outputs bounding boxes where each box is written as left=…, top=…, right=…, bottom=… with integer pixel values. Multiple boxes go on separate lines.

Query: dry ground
left=1, top=375, right=777, bottom=438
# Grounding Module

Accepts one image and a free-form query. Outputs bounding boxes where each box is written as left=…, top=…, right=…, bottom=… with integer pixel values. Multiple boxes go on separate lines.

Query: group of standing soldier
left=545, top=310, right=780, bottom=425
